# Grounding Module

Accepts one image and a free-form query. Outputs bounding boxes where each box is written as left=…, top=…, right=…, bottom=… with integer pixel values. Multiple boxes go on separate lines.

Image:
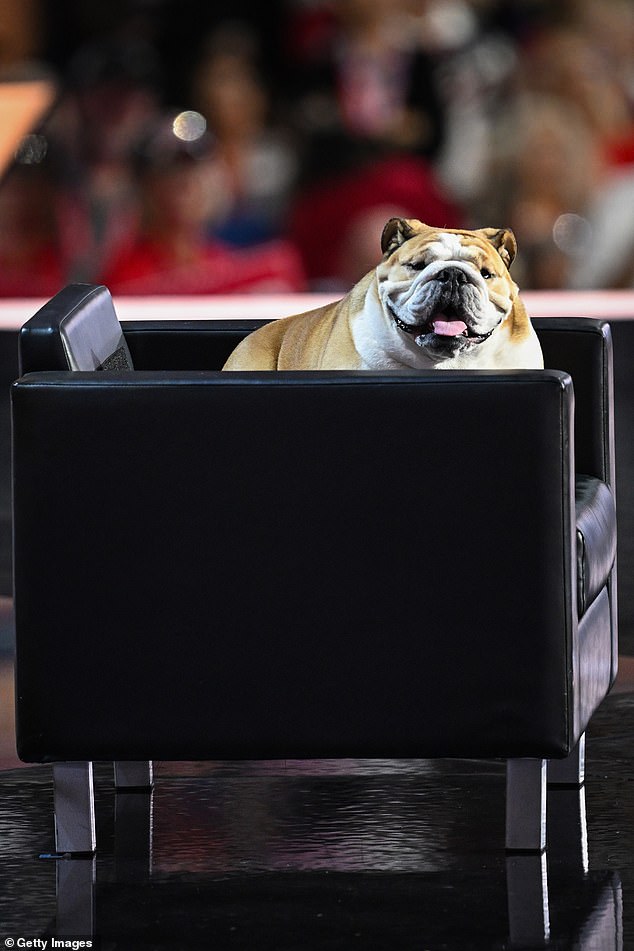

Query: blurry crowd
left=0, top=0, right=633, bottom=296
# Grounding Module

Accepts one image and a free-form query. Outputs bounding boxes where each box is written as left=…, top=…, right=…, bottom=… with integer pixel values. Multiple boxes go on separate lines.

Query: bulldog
left=222, top=218, right=543, bottom=371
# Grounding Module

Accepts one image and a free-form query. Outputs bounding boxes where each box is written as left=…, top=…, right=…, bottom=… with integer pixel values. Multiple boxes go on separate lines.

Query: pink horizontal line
left=1, top=290, right=634, bottom=331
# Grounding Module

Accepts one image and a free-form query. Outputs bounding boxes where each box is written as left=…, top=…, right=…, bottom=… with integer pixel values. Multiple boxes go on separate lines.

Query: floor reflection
left=0, top=690, right=632, bottom=947
left=73, top=866, right=622, bottom=950
left=0, top=761, right=626, bottom=947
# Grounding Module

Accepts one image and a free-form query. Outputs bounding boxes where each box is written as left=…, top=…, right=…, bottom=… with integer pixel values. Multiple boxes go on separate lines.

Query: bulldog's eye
left=480, top=267, right=494, bottom=279
left=406, top=260, right=426, bottom=271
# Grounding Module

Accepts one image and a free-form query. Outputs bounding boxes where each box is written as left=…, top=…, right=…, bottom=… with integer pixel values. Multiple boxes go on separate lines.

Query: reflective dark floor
left=0, top=654, right=632, bottom=949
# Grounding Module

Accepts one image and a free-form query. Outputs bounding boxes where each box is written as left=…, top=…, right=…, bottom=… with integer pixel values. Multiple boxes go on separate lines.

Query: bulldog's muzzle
left=389, top=265, right=500, bottom=351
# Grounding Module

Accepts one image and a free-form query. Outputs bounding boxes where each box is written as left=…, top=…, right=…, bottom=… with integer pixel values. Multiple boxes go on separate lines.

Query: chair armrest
left=12, top=369, right=581, bottom=761
left=18, top=285, right=118, bottom=374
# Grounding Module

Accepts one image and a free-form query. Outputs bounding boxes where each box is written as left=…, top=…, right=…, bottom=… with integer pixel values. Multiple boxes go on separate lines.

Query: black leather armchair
left=12, top=284, right=618, bottom=858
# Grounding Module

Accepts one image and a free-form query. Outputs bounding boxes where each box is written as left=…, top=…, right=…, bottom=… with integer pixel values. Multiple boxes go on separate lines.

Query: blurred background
left=0, top=0, right=633, bottom=296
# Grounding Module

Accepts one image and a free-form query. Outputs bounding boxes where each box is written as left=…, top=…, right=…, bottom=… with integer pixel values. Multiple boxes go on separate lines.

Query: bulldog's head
left=376, top=218, right=523, bottom=363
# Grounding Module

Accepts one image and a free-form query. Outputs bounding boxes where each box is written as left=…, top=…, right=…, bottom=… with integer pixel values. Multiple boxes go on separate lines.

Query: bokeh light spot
left=172, top=111, right=207, bottom=142
left=552, top=214, right=593, bottom=257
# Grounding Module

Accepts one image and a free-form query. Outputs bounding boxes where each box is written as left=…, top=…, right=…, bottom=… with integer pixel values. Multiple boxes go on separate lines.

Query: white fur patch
left=427, top=233, right=475, bottom=263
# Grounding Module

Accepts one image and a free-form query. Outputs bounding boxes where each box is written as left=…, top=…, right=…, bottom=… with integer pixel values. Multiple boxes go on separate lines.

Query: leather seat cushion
left=576, top=475, right=616, bottom=617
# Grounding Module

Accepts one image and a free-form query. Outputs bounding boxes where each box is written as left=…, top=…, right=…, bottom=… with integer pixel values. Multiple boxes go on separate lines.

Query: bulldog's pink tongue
left=432, top=317, right=468, bottom=337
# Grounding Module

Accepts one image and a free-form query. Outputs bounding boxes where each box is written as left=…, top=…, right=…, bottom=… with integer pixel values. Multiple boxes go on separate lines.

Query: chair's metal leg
left=56, top=855, right=96, bottom=937
left=506, top=852, right=550, bottom=948
left=53, top=762, right=96, bottom=854
left=547, top=734, right=585, bottom=786
left=506, top=759, right=547, bottom=852
left=114, top=761, right=154, bottom=789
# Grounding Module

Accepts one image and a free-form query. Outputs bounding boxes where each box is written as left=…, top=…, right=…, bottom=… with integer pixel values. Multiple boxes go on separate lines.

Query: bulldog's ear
left=381, top=217, right=418, bottom=256
left=478, top=227, right=518, bottom=270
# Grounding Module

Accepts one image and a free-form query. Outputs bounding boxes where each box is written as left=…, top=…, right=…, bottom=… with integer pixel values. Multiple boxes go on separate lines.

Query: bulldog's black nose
left=436, top=267, right=468, bottom=284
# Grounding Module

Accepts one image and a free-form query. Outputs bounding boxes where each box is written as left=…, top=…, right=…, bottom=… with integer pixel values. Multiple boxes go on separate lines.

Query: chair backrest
left=19, top=284, right=133, bottom=374
left=17, top=286, right=614, bottom=486
left=535, top=318, right=614, bottom=484
left=114, top=315, right=621, bottom=487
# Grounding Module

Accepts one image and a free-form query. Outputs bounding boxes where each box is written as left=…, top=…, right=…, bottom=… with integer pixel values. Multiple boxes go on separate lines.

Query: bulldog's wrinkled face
left=376, top=219, right=519, bottom=362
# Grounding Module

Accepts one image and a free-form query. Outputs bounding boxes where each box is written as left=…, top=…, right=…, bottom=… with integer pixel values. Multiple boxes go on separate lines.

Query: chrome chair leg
left=114, top=761, right=154, bottom=789
left=547, top=734, right=585, bottom=786
left=506, top=759, right=547, bottom=852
